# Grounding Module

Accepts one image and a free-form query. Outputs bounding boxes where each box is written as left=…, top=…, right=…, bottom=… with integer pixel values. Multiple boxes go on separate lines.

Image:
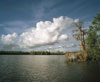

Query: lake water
left=0, top=55, right=100, bottom=82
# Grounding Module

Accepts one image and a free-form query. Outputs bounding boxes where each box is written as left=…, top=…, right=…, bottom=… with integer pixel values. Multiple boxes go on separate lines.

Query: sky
left=0, top=0, right=100, bottom=52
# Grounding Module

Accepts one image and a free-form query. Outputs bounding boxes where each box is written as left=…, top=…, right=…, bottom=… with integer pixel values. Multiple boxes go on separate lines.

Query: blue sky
left=0, top=0, right=100, bottom=34
left=0, top=0, right=100, bottom=51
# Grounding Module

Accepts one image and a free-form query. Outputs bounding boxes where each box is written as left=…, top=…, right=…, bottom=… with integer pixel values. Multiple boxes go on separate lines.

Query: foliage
left=0, top=51, right=29, bottom=55
left=0, top=51, right=65, bottom=55
left=86, top=14, right=100, bottom=61
left=30, top=51, right=65, bottom=55
left=72, top=14, right=100, bottom=61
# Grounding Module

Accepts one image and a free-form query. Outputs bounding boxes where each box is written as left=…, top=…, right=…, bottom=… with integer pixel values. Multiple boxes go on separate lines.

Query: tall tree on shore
left=72, top=22, right=88, bottom=61
left=86, top=14, right=100, bottom=60
left=72, top=22, right=87, bottom=51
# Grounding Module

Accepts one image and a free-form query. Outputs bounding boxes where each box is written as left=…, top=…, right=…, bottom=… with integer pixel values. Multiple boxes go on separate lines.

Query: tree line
left=0, top=51, right=65, bottom=55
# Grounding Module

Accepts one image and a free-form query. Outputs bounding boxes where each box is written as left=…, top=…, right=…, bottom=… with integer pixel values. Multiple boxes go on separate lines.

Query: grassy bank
left=65, top=51, right=100, bottom=62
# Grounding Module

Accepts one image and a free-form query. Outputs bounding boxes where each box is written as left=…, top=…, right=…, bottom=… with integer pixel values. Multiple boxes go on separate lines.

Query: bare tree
left=72, top=22, right=87, bottom=51
left=72, top=22, right=88, bottom=61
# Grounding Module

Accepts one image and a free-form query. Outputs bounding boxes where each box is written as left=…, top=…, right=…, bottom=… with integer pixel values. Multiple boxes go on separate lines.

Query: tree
left=86, top=14, right=100, bottom=60
left=72, top=22, right=88, bottom=61
left=73, top=22, right=87, bottom=51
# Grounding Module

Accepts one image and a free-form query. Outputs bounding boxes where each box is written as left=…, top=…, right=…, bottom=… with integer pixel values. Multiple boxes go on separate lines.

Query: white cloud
left=1, top=33, right=18, bottom=45
left=1, top=16, right=78, bottom=51
left=58, top=34, right=68, bottom=40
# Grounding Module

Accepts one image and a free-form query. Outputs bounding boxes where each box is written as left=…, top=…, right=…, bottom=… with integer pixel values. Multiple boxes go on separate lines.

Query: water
left=0, top=55, right=100, bottom=82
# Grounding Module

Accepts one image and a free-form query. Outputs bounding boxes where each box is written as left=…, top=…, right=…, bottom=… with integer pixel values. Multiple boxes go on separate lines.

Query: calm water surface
left=0, top=55, right=100, bottom=82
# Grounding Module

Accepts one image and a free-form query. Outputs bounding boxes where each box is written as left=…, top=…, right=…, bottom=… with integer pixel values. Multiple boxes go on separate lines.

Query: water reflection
left=0, top=55, right=100, bottom=82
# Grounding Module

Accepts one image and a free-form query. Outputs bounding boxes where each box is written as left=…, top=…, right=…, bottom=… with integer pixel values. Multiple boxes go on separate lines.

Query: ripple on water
left=0, top=55, right=100, bottom=82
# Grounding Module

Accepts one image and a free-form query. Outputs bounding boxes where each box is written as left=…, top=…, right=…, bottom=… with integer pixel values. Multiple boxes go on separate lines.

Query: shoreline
left=0, top=54, right=64, bottom=55
left=0, top=51, right=65, bottom=55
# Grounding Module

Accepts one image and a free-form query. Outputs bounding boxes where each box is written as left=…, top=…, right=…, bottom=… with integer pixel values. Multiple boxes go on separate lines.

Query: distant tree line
left=0, top=51, right=30, bottom=55
left=0, top=51, right=65, bottom=55
left=30, top=51, right=65, bottom=55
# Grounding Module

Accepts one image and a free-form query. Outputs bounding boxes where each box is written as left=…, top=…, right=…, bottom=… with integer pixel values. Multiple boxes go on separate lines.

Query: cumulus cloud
left=58, top=34, right=68, bottom=40
left=1, top=33, right=18, bottom=45
left=1, top=16, right=78, bottom=50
